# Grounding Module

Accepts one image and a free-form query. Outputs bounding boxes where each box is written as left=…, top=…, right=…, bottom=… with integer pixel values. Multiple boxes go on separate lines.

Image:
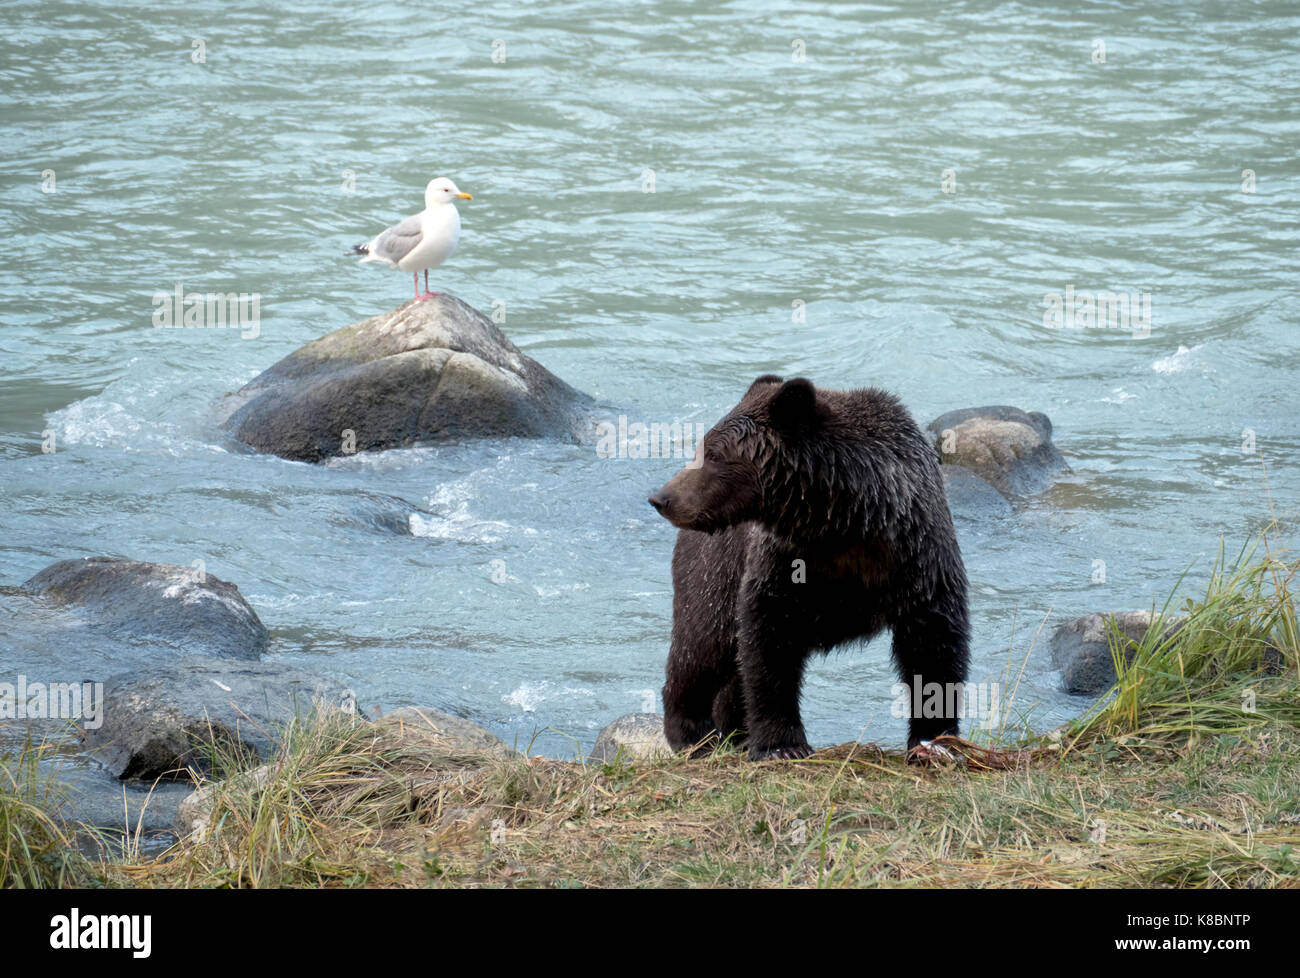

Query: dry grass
left=106, top=709, right=1297, bottom=889
left=0, top=737, right=99, bottom=888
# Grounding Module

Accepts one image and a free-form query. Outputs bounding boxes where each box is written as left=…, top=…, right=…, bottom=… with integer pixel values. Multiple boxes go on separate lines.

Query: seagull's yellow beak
left=456, top=192, right=473, bottom=200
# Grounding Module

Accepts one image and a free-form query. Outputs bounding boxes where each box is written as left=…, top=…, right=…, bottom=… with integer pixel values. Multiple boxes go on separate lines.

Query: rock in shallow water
left=218, top=295, right=592, bottom=462
left=57, top=770, right=192, bottom=847
left=22, top=557, right=269, bottom=661
left=589, top=713, right=672, bottom=763
left=1050, top=611, right=1187, bottom=697
left=82, top=659, right=356, bottom=781
left=927, top=406, right=1067, bottom=498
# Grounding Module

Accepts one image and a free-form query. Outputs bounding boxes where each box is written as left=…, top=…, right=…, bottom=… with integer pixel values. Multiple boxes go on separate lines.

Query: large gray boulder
left=927, top=406, right=1067, bottom=498
left=81, top=659, right=357, bottom=781
left=589, top=713, right=672, bottom=763
left=219, top=296, right=592, bottom=462
left=22, top=557, right=268, bottom=661
left=1050, top=611, right=1187, bottom=696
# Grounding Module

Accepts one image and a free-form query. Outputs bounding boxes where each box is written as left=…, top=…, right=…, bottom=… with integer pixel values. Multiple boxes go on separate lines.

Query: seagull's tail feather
left=350, top=243, right=370, bottom=257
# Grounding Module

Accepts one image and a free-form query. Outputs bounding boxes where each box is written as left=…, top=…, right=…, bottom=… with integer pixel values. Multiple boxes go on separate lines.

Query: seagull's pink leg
left=413, top=272, right=425, bottom=301
left=422, top=270, right=443, bottom=299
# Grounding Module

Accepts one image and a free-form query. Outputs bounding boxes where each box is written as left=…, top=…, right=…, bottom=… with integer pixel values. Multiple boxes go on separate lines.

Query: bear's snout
left=650, top=486, right=695, bottom=528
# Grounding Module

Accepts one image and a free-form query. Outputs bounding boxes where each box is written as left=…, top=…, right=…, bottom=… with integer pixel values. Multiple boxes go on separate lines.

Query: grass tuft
left=1065, top=533, right=1299, bottom=752
left=0, top=738, right=99, bottom=888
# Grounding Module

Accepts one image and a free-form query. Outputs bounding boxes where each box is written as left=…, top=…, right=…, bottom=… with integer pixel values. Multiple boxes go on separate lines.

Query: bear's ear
left=767, top=377, right=819, bottom=432
left=746, top=374, right=783, bottom=396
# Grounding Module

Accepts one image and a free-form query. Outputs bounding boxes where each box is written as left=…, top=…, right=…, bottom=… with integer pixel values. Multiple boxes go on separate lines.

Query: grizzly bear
left=648, top=375, right=970, bottom=759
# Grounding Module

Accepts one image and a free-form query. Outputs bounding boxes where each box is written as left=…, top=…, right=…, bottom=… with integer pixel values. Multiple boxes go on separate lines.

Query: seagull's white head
left=426, top=177, right=472, bottom=207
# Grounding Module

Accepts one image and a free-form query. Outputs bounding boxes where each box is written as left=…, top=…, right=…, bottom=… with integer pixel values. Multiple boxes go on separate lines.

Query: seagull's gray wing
left=367, top=213, right=423, bottom=264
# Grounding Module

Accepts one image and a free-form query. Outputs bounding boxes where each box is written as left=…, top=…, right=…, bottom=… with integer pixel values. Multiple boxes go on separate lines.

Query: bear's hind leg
left=710, top=674, right=747, bottom=752
left=891, top=598, right=970, bottom=749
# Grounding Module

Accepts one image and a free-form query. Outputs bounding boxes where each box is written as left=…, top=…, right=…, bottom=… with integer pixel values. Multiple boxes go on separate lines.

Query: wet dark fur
left=649, top=375, right=970, bottom=759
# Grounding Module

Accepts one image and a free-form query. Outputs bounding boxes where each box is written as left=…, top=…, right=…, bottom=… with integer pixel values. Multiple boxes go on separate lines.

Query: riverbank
left=6, top=712, right=1298, bottom=889
left=4, top=536, right=1296, bottom=889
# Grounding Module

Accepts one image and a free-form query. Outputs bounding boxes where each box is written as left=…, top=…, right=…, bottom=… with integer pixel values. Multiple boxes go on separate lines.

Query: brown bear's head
left=648, top=375, right=824, bottom=534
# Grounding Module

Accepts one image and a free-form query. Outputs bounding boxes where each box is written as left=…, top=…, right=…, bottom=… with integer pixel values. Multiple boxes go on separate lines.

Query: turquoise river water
left=1, top=1, right=1298, bottom=757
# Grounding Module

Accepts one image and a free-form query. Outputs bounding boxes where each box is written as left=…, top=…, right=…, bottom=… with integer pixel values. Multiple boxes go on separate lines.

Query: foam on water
left=1151, top=344, right=1202, bottom=375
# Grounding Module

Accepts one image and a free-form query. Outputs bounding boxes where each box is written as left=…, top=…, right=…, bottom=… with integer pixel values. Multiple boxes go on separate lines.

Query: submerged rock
left=589, top=713, right=672, bottom=763
left=327, top=490, right=422, bottom=536
left=1050, top=611, right=1187, bottom=696
left=57, top=770, right=193, bottom=847
left=81, top=659, right=357, bottom=781
left=941, top=465, right=1013, bottom=517
left=22, top=557, right=269, bottom=661
left=219, top=295, right=592, bottom=462
left=927, top=406, right=1067, bottom=498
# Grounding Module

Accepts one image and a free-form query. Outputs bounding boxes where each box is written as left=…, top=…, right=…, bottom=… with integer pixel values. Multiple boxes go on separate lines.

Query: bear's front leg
left=736, top=572, right=813, bottom=760
left=663, top=668, right=726, bottom=755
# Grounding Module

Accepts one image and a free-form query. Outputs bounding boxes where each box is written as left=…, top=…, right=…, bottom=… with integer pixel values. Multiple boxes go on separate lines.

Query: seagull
left=353, top=177, right=472, bottom=301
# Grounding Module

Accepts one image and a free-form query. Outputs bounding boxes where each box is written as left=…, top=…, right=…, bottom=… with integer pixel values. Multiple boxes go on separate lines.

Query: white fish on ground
left=352, top=177, right=472, bottom=301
